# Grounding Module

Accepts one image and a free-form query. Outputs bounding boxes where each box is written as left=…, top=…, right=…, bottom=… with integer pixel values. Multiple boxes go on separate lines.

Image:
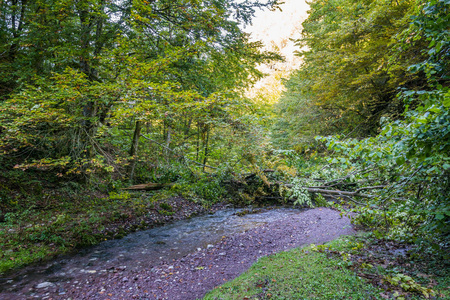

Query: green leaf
left=435, top=214, right=445, bottom=220
left=396, top=157, right=406, bottom=165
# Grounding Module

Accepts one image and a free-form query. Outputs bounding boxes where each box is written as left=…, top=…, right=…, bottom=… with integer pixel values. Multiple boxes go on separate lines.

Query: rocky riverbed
left=0, top=207, right=354, bottom=300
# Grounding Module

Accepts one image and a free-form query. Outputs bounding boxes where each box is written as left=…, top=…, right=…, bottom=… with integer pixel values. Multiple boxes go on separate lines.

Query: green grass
left=204, top=233, right=450, bottom=300
left=204, top=235, right=450, bottom=300
left=204, top=239, right=383, bottom=300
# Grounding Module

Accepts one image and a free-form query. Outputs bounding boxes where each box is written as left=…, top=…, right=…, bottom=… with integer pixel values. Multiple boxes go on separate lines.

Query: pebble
left=35, top=282, right=55, bottom=289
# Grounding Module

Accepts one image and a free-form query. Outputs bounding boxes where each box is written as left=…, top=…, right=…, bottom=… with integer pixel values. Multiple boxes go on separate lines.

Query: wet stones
left=35, top=282, right=55, bottom=289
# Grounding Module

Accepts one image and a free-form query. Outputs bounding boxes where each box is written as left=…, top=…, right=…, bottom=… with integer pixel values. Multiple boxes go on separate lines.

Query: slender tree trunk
left=78, top=7, right=99, bottom=159
left=196, top=122, right=200, bottom=162
left=128, top=120, right=142, bottom=183
left=165, top=125, right=171, bottom=160
left=163, top=121, right=166, bottom=141
left=184, top=118, right=192, bottom=137
left=202, top=126, right=210, bottom=172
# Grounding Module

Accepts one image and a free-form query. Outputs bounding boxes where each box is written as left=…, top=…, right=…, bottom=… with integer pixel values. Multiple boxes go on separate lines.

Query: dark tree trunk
left=128, top=120, right=142, bottom=183
left=203, top=126, right=210, bottom=172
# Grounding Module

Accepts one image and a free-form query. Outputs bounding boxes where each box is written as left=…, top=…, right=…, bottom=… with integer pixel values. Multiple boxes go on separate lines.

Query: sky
left=242, top=0, right=310, bottom=99
left=245, top=0, right=310, bottom=69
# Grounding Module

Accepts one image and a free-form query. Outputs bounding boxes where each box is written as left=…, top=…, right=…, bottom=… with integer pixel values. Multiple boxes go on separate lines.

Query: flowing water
left=0, top=207, right=304, bottom=293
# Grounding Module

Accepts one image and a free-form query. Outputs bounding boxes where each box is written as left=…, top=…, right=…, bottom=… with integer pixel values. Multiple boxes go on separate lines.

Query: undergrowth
left=0, top=186, right=200, bottom=274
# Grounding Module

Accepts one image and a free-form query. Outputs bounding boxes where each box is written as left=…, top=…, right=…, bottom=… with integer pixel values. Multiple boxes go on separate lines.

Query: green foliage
left=272, top=0, right=425, bottom=146
left=401, top=0, right=450, bottom=83
left=170, top=165, right=232, bottom=204
left=0, top=0, right=284, bottom=211
left=305, top=0, right=449, bottom=251
left=384, top=273, right=436, bottom=298
left=314, top=83, right=449, bottom=248
left=270, top=0, right=449, bottom=253
left=289, top=178, right=313, bottom=207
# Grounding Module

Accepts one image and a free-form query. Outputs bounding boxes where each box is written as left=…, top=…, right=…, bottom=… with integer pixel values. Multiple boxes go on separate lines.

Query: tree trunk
left=128, top=120, right=142, bottom=183
left=165, top=125, right=171, bottom=160
left=202, top=126, right=210, bottom=172
left=196, top=123, right=200, bottom=162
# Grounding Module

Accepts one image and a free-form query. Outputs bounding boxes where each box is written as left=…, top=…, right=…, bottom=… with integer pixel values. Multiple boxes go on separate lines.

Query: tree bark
left=196, top=123, right=200, bottom=162
left=202, top=126, right=210, bottom=172
left=128, top=120, right=142, bottom=183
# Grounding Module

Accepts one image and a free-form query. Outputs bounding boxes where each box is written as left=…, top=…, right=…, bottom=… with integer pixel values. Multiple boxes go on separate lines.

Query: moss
left=159, top=202, right=173, bottom=211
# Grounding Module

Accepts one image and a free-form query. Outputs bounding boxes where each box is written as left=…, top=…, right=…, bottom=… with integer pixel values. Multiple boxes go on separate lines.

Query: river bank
left=0, top=193, right=226, bottom=275
left=0, top=207, right=356, bottom=299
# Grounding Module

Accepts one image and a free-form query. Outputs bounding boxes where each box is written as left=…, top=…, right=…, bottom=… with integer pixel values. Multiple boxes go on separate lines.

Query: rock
left=122, top=277, right=129, bottom=282
left=36, top=282, right=55, bottom=289
left=207, top=244, right=214, bottom=249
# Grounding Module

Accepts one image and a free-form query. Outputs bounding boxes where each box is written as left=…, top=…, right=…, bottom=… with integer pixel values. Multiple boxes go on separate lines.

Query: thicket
left=272, top=0, right=449, bottom=253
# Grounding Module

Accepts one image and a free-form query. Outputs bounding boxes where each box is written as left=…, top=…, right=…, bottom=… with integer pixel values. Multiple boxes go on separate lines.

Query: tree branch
left=140, top=134, right=218, bottom=170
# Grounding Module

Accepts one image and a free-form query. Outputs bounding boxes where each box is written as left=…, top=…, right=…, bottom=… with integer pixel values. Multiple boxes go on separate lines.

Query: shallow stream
left=0, top=207, right=304, bottom=293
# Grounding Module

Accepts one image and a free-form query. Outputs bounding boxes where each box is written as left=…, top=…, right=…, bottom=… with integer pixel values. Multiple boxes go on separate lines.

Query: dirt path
left=1, top=208, right=354, bottom=300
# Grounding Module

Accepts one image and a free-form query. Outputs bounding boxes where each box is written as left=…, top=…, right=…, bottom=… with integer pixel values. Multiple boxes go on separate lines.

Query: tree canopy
left=0, top=0, right=283, bottom=183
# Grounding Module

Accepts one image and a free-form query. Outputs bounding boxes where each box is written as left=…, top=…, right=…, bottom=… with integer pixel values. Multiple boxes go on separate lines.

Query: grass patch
left=205, top=235, right=450, bottom=299
left=204, top=238, right=383, bottom=300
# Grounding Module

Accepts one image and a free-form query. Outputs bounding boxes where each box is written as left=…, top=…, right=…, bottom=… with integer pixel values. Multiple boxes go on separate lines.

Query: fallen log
left=283, top=184, right=381, bottom=199
left=122, top=182, right=174, bottom=191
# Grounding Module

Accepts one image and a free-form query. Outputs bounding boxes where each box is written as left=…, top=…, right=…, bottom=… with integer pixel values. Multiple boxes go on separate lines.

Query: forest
left=0, top=0, right=449, bottom=298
